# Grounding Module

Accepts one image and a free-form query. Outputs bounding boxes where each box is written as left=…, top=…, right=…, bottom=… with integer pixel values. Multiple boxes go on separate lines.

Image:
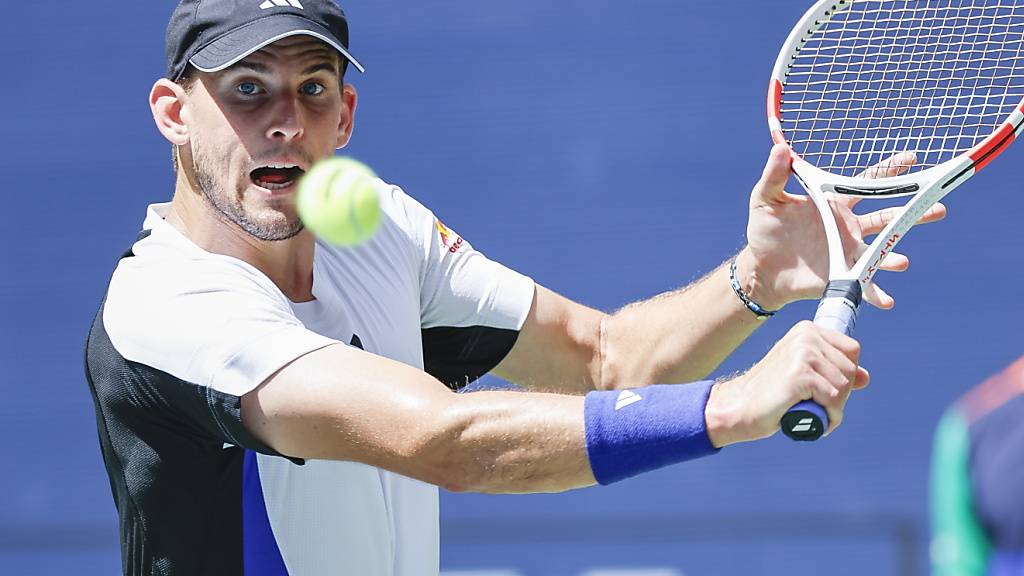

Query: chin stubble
left=190, top=145, right=304, bottom=242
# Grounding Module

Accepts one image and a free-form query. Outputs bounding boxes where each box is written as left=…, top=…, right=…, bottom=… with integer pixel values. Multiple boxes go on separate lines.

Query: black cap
left=166, top=0, right=365, bottom=81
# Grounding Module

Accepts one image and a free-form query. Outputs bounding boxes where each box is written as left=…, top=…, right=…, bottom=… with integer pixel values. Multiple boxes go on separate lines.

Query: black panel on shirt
left=421, top=326, right=520, bottom=390
left=84, top=237, right=299, bottom=576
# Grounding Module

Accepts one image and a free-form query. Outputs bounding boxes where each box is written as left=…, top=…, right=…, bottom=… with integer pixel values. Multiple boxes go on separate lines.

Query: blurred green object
left=930, top=410, right=990, bottom=576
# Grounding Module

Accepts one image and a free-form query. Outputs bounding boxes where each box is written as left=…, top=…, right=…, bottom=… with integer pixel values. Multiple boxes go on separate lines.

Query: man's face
left=182, top=36, right=350, bottom=241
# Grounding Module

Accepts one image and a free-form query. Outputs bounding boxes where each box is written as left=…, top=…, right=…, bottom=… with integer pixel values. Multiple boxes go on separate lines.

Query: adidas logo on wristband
left=614, top=390, right=643, bottom=411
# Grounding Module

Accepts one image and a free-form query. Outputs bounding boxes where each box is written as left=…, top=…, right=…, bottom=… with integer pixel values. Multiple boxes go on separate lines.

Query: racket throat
left=832, top=183, right=920, bottom=196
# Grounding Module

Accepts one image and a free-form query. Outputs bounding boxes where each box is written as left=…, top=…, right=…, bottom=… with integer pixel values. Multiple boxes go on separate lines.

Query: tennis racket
left=769, top=0, right=1024, bottom=441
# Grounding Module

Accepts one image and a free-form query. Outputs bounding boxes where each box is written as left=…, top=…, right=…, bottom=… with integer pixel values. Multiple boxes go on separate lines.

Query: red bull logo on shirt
left=435, top=220, right=464, bottom=254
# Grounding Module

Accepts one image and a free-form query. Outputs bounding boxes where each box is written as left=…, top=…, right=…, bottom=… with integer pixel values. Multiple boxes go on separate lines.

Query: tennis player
left=84, top=1, right=945, bottom=574
left=931, top=356, right=1024, bottom=575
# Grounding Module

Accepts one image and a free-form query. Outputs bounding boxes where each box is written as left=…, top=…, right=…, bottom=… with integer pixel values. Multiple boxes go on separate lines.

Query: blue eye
left=237, top=82, right=261, bottom=96
left=302, top=82, right=325, bottom=96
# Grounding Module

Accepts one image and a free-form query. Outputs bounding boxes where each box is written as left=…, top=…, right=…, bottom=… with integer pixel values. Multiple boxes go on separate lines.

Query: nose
left=266, top=96, right=304, bottom=143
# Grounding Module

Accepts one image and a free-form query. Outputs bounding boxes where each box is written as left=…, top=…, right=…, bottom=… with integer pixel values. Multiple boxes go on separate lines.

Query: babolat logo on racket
left=790, top=418, right=816, bottom=434
left=260, top=0, right=304, bottom=9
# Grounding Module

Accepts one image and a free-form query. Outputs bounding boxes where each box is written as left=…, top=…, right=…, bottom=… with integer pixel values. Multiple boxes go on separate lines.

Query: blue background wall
left=4, top=2, right=1022, bottom=574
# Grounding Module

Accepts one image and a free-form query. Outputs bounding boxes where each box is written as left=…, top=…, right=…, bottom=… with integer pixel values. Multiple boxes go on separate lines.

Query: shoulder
left=102, top=226, right=299, bottom=369
left=374, top=180, right=441, bottom=244
left=108, top=231, right=289, bottom=321
left=313, top=179, right=462, bottom=273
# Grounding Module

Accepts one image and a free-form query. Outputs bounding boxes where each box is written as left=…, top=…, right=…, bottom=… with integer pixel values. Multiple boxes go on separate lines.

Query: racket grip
left=780, top=280, right=862, bottom=441
left=812, top=280, right=862, bottom=337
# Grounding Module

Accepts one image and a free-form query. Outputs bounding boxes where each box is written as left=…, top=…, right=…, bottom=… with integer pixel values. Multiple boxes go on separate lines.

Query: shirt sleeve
left=384, top=185, right=535, bottom=389
left=930, top=409, right=991, bottom=576
left=105, top=253, right=337, bottom=398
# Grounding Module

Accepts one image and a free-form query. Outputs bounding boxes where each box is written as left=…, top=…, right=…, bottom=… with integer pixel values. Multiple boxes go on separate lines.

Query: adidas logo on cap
left=260, top=0, right=304, bottom=9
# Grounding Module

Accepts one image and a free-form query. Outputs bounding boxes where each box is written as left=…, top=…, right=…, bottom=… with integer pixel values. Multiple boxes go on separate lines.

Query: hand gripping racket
left=769, top=0, right=1024, bottom=440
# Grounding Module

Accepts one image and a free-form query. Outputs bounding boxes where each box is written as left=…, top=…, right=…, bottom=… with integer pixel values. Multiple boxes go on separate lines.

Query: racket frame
left=765, top=0, right=1024, bottom=440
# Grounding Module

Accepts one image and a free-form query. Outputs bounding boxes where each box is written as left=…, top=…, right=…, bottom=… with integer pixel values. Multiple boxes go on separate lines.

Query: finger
left=878, top=251, right=909, bottom=272
left=862, top=281, right=895, bottom=310
left=752, top=144, right=795, bottom=205
left=809, top=374, right=847, bottom=436
left=852, top=366, right=870, bottom=390
left=858, top=202, right=946, bottom=236
left=814, top=326, right=862, bottom=362
left=823, top=403, right=845, bottom=436
left=859, top=207, right=900, bottom=236
left=816, top=340, right=859, bottom=390
left=858, top=151, right=918, bottom=180
left=840, top=152, right=919, bottom=209
left=812, top=365, right=857, bottom=437
left=917, top=202, right=947, bottom=225
left=811, top=344, right=860, bottom=393
left=816, top=355, right=869, bottom=437
left=836, top=191, right=862, bottom=210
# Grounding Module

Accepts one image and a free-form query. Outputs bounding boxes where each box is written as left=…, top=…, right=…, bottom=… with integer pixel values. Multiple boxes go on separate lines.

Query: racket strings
left=780, top=0, right=1024, bottom=176
left=792, top=26, right=1024, bottom=56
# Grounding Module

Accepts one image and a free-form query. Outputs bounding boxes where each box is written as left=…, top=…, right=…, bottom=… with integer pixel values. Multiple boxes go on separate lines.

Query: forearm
left=430, top=381, right=721, bottom=492
left=243, top=345, right=597, bottom=493
left=428, top=391, right=595, bottom=493
left=492, top=286, right=603, bottom=394
left=244, top=346, right=727, bottom=494
left=600, top=248, right=768, bottom=388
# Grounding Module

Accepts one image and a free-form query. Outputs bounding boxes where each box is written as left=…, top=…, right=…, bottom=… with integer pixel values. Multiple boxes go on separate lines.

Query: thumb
left=752, top=144, right=793, bottom=205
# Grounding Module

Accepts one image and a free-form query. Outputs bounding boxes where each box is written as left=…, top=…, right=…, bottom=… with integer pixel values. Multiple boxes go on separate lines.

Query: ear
left=335, top=84, right=358, bottom=149
left=150, top=79, right=190, bottom=146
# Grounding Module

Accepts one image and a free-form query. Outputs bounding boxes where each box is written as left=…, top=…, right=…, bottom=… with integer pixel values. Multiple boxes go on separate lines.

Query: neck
left=166, top=172, right=316, bottom=303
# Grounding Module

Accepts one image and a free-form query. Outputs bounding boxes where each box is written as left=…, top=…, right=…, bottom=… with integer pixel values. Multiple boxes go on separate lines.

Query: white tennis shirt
left=87, top=181, right=534, bottom=575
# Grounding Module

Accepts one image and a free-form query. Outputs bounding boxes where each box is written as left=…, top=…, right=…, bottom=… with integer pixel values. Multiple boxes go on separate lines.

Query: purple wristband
left=584, top=381, right=720, bottom=485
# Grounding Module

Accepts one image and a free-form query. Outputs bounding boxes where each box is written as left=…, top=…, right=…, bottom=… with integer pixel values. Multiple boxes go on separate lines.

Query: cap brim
left=189, top=14, right=365, bottom=75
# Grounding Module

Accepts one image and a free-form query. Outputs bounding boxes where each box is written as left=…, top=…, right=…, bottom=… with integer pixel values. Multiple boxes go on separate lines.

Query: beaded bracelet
left=729, top=258, right=778, bottom=319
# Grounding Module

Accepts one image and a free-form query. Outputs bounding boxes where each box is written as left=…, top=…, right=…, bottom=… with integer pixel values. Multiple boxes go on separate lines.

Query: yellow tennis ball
left=297, top=157, right=381, bottom=246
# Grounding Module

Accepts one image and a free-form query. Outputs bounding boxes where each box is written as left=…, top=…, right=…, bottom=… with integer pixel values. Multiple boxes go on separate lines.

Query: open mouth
left=250, top=164, right=306, bottom=191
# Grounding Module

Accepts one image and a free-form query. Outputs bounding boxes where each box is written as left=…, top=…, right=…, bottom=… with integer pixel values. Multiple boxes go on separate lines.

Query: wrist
left=734, top=248, right=786, bottom=312
left=704, top=378, right=746, bottom=448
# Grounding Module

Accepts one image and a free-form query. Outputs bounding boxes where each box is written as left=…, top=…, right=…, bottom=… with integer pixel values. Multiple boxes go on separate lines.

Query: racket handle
left=812, top=280, right=862, bottom=337
left=780, top=280, right=862, bottom=442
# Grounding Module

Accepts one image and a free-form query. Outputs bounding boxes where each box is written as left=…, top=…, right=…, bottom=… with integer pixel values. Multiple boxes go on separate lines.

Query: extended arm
left=243, top=343, right=594, bottom=494
left=242, top=320, right=865, bottom=493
